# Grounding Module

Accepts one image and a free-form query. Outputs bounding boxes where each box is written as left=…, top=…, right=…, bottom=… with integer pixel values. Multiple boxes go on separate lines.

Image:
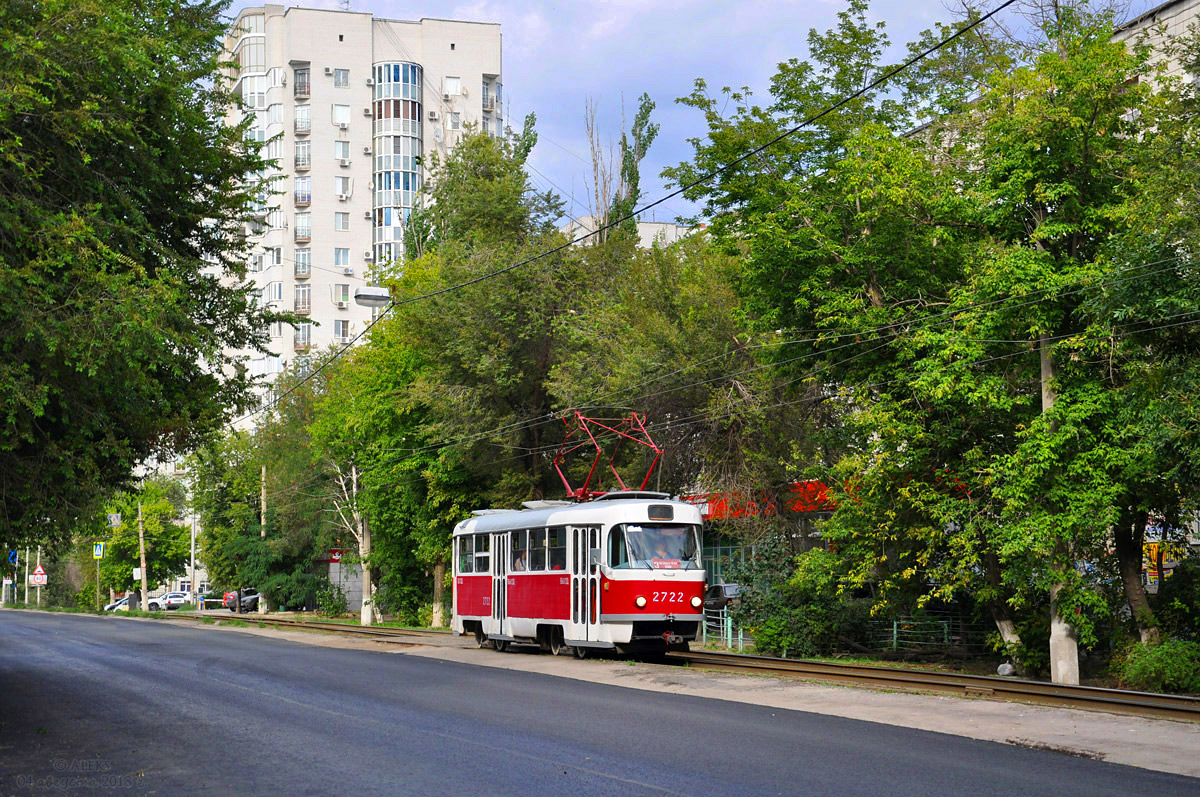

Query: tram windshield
left=608, top=524, right=701, bottom=570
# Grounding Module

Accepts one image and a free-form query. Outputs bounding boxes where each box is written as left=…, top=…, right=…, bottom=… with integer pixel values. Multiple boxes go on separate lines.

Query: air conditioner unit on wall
left=363, top=251, right=373, bottom=260
left=442, top=92, right=450, bottom=101
left=336, top=193, right=349, bottom=201
left=343, top=267, right=354, bottom=276
left=365, top=78, right=375, bottom=86
left=362, top=211, right=371, bottom=219
left=339, top=158, right=351, bottom=167
left=428, top=110, right=440, bottom=121
left=363, top=107, right=372, bottom=117
left=335, top=301, right=347, bottom=309
left=362, top=146, right=372, bottom=155
left=337, top=121, right=349, bottom=130
left=324, top=66, right=333, bottom=75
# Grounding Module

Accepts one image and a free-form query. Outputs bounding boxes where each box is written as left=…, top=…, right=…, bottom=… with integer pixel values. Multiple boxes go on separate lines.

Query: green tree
left=0, top=0, right=276, bottom=551
left=95, top=479, right=190, bottom=596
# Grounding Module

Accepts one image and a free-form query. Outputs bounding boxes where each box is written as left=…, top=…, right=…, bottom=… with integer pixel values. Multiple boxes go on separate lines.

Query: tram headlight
left=635, top=595, right=648, bottom=609
left=690, top=595, right=702, bottom=609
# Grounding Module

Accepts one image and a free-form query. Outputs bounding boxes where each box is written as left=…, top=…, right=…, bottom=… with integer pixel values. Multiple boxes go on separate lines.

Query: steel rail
left=667, top=650, right=1200, bottom=722
left=176, top=612, right=450, bottom=638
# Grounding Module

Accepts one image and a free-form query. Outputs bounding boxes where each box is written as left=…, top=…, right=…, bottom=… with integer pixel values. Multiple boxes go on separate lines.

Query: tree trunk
left=1041, top=336, right=1079, bottom=685
left=431, top=559, right=446, bottom=628
left=360, top=514, right=373, bottom=627
left=1114, top=510, right=1158, bottom=644
left=983, top=550, right=1023, bottom=663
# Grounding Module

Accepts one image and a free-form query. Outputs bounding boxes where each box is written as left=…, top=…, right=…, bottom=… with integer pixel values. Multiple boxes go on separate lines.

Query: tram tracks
left=173, top=612, right=1200, bottom=722
left=667, top=650, right=1200, bottom=722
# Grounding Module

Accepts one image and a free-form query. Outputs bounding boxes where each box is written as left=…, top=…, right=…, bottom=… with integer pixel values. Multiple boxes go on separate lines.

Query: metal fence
left=701, top=607, right=750, bottom=652
left=865, top=614, right=992, bottom=653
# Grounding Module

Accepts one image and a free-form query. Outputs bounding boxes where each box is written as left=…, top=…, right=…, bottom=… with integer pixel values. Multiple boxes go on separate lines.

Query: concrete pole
left=23, top=546, right=29, bottom=604
left=138, top=502, right=150, bottom=612
left=36, top=546, right=41, bottom=607
left=190, top=510, right=197, bottom=605
left=1042, top=336, right=1079, bottom=686
left=258, top=464, right=268, bottom=614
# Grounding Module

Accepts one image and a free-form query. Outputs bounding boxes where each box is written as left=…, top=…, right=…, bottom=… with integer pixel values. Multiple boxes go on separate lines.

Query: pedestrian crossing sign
left=93, top=542, right=105, bottom=559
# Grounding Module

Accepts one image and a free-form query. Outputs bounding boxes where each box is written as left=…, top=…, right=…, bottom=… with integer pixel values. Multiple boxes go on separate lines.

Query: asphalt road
left=0, top=612, right=1196, bottom=796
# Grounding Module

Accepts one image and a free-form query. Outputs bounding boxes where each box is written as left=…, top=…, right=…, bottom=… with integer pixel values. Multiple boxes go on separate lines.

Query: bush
left=1155, top=558, right=1200, bottom=642
left=316, top=581, right=348, bottom=618
left=1117, top=638, right=1200, bottom=694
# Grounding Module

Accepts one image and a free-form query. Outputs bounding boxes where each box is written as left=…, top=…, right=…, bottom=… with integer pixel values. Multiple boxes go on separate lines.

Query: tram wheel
left=549, top=630, right=567, bottom=657
left=492, top=639, right=509, bottom=652
left=473, top=628, right=487, bottom=649
left=572, top=645, right=589, bottom=660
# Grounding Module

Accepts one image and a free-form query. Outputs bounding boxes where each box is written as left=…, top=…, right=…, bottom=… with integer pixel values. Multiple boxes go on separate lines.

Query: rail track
left=174, top=612, right=1200, bottom=722
left=667, top=649, right=1200, bottom=722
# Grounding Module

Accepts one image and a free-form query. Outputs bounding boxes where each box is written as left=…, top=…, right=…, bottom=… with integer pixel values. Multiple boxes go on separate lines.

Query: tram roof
left=453, top=496, right=702, bottom=535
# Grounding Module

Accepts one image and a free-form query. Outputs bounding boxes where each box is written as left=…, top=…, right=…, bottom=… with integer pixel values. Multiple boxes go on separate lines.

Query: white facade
left=1115, top=0, right=1200, bottom=82
left=224, top=6, right=502, bottom=386
left=560, top=215, right=698, bottom=249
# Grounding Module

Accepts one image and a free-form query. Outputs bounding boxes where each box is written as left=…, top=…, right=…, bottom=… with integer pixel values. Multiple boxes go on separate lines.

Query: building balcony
left=482, top=96, right=495, bottom=113
left=295, top=119, right=311, bottom=135
left=294, top=304, right=311, bottom=315
left=294, top=82, right=311, bottom=99
left=294, top=230, right=311, bottom=243
left=294, top=192, right=311, bottom=207
left=294, top=266, right=311, bottom=279
left=294, top=157, right=311, bottom=171
left=294, top=340, right=311, bottom=351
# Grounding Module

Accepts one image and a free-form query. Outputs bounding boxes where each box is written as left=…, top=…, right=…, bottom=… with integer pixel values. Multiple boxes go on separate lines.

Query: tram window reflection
left=511, top=530, right=529, bottom=571
left=474, top=534, right=490, bottom=573
left=609, top=528, right=630, bottom=568
left=548, top=527, right=566, bottom=570
left=527, top=528, right=545, bottom=570
left=458, top=536, right=473, bottom=573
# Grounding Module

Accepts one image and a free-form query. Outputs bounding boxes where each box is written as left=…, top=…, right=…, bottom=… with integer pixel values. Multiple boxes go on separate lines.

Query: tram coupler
left=663, top=632, right=684, bottom=646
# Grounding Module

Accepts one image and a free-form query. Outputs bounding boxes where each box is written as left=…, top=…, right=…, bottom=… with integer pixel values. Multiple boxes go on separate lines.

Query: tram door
left=570, top=526, right=600, bottom=641
left=492, top=532, right=509, bottom=637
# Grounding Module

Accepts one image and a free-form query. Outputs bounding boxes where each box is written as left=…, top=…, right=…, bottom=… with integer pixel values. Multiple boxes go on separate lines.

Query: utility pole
left=95, top=544, right=100, bottom=610
left=190, top=484, right=197, bottom=606
left=23, top=546, right=29, bottom=604
left=259, top=464, right=268, bottom=614
left=138, top=502, right=150, bottom=612
left=36, top=546, right=41, bottom=607
left=1042, top=335, right=1079, bottom=685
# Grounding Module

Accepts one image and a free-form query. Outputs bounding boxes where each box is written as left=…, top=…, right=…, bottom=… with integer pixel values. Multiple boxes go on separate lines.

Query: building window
left=266, top=247, right=281, bottom=267
left=268, top=103, right=282, bottom=124
left=332, top=104, right=350, bottom=125
left=294, top=67, right=311, bottom=97
left=294, top=104, right=311, bottom=133
left=295, top=356, right=311, bottom=376
left=262, top=281, right=282, bottom=304
left=332, top=141, right=350, bottom=162
left=294, top=176, right=311, bottom=204
left=270, top=321, right=283, bottom=338
left=444, top=76, right=461, bottom=95
left=334, top=247, right=350, bottom=267
left=482, top=119, right=488, bottom=135
left=242, top=76, right=266, bottom=108
left=295, top=247, right=311, bottom=276
left=294, top=139, right=311, bottom=169
left=333, top=68, right=349, bottom=88
left=238, top=38, right=265, bottom=73
left=295, top=283, right=311, bottom=311
left=334, top=176, right=351, bottom=196
left=334, top=319, right=350, bottom=341
left=451, top=112, right=460, bottom=130
left=334, top=212, right=349, bottom=231
left=264, top=137, right=282, bottom=163
left=295, top=322, right=312, bottom=347
left=295, top=211, right=311, bottom=239
left=267, top=209, right=285, bottom=230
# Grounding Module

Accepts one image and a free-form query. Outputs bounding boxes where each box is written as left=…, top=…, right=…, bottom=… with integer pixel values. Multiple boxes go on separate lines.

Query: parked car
left=147, top=591, right=189, bottom=611
left=704, top=583, right=744, bottom=612
left=104, top=596, right=128, bottom=612
left=224, top=589, right=259, bottom=612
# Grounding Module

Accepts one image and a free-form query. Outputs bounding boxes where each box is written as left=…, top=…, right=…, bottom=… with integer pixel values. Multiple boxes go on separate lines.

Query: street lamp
left=353, top=286, right=391, bottom=308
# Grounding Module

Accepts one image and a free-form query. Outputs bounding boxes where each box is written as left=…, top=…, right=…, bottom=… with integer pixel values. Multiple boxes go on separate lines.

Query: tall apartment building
left=224, top=6, right=502, bottom=383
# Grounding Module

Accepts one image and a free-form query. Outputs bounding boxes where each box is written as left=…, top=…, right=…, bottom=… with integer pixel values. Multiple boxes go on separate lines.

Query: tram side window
left=458, top=536, right=473, bottom=574
left=608, top=528, right=630, bottom=569
left=511, top=530, right=529, bottom=571
left=548, top=527, right=566, bottom=570
left=474, top=534, right=490, bottom=573
left=529, top=528, right=547, bottom=571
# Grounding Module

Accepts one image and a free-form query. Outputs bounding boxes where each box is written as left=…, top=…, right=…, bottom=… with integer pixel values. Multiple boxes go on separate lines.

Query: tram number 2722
left=652, top=591, right=686, bottom=603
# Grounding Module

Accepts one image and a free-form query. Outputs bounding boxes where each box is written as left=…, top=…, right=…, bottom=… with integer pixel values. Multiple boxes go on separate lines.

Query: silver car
left=147, top=591, right=189, bottom=611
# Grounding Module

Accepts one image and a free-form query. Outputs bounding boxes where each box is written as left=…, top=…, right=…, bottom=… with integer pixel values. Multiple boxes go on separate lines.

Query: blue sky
left=233, top=0, right=1162, bottom=224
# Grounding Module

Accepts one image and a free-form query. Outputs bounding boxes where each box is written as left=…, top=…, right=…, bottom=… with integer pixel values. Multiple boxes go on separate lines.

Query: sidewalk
left=175, top=617, right=1200, bottom=778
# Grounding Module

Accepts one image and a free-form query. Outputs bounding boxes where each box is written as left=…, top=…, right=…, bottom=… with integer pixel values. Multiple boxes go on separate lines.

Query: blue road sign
left=93, top=542, right=106, bottom=560
left=7, top=550, right=15, bottom=565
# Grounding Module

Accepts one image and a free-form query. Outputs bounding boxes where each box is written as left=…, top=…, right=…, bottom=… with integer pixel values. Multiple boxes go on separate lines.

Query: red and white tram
left=452, top=491, right=705, bottom=657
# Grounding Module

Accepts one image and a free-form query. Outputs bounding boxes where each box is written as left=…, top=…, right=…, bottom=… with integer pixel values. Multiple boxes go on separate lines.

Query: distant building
left=560, top=215, right=698, bottom=249
left=1114, top=0, right=1200, bottom=81
left=222, top=5, right=503, bottom=388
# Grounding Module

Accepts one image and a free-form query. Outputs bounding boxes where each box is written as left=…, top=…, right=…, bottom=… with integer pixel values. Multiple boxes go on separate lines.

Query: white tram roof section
left=453, top=496, right=703, bottom=535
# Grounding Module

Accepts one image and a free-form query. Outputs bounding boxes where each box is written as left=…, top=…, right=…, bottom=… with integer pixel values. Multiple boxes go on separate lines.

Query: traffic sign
left=107, top=513, right=121, bottom=527
left=93, top=542, right=106, bottom=559
left=133, top=567, right=141, bottom=580
left=6, top=550, right=15, bottom=565
left=29, top=565, right=46, bottom=586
